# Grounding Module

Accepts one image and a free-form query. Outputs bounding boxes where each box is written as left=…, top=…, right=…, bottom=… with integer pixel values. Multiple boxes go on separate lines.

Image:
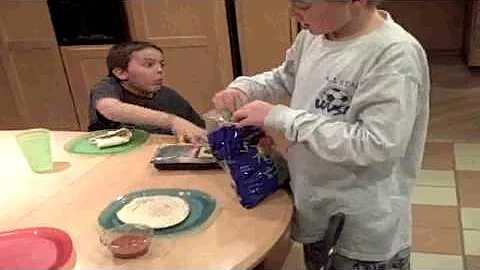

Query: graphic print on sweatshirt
left=315, top=76, right=357, bottom=117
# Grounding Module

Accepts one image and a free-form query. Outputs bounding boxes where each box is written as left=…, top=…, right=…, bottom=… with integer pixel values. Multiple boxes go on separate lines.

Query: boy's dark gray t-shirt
left=88, top=76, right=205, bottom=133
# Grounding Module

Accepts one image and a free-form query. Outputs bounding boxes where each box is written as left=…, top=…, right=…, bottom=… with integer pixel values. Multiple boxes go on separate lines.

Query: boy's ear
left=112, top=67, right=128, bottom=80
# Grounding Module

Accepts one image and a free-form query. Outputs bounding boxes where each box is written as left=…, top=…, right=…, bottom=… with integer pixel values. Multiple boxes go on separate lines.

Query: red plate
left=0, top=227, right=74, bottom=270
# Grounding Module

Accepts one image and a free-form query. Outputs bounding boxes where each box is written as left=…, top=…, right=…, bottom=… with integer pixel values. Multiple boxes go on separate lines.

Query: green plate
left=98, top=188, right=218, bottom=236
left=64, top=129, right=149, bottom=154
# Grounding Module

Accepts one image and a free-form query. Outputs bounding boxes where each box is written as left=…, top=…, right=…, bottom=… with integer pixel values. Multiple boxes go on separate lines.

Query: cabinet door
left=381, top=1, right=466, bottom=52
left=235, top=0, right=293, bottom=76
left=125, top=0, right=233, bottom=114
left=465, top=1, right=480, bottom=66
left=60, top=46, right=111, bottom=130
left=0, top=1, right=79, bottom=130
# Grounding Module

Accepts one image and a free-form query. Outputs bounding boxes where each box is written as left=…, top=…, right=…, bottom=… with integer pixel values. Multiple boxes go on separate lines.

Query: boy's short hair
left=107, top=41, right=164, bottom=76
left=367, top=0, right=383, bottom=7
left=289, top=0, right=383, bottom=6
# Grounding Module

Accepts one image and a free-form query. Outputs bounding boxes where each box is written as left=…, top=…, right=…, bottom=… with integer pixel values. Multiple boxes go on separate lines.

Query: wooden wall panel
left=8, top=45, right=79, bottom=129
left=0, top=1, right=79, bottom=130
left=60, top=46, right=111, bottom=130
left=464, top=1, right=480, bottom=66
left=235, top=0, right=292, bottom=75
left=0, top=51, right=23, bottom=129
left=159, top=46, right=219, bottom=111
left=0, top=1, right=55, bottom=41
left=381, top=1, right=467, bottom=52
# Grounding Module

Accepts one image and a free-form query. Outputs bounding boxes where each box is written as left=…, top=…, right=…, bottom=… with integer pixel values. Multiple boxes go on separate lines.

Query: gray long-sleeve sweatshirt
left=228, top=11, right=430, bottom=261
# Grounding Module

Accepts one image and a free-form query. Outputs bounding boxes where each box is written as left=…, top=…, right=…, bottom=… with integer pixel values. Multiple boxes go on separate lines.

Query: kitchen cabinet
left=61, top=0, right=234, bottom=130
left=235, top=0, right=293, bottom=75
left=382, top=1, right=467, bottom=52
left=0, top=1, right=79, bottom=130
left=465, top=1, right=480, bottom=66
left=60, top=45, right=112, bottom=130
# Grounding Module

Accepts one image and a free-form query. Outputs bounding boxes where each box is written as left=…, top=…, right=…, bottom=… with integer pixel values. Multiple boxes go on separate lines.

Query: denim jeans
left=303, top=241, right=410, bottom=270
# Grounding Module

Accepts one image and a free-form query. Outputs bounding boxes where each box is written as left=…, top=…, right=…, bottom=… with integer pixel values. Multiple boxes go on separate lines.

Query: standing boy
left=213, top=1, right=429, bottom=269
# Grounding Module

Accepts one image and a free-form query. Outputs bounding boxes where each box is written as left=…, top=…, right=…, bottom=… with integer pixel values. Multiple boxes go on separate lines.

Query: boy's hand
left=212, top=88, right=248, bottom=112
left=232, top=101, right=274, bottom=127
left=170, top=116, right=206, bottom=144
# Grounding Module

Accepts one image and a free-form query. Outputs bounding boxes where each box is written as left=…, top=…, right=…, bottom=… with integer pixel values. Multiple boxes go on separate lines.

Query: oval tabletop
left=0, top=131, right=293, bottom=269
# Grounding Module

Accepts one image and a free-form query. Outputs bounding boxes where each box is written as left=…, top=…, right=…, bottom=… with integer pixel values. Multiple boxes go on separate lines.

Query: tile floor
left=280, top=142, right=480, bottom=269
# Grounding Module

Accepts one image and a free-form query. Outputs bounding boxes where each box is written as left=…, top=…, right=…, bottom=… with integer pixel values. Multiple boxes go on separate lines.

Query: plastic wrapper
left=204, top=110, right=289, bottom=209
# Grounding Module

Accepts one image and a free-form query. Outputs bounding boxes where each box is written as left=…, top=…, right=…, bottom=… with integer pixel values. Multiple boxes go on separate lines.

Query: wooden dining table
left=0, top=130, right=293, bottom=269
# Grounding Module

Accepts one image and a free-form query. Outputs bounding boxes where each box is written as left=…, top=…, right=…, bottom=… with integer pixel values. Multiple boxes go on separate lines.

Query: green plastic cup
left=16, top=129, right=53, bottom=172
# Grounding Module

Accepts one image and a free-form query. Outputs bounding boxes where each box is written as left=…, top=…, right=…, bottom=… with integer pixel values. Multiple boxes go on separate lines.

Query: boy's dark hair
left=367, top=0, right=383, bottom=7
left=107, top=41, right=164, bottom=76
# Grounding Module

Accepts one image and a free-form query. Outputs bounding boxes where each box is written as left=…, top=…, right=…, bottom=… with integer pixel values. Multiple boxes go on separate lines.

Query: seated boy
left=88, top=41, right=205, bottom=143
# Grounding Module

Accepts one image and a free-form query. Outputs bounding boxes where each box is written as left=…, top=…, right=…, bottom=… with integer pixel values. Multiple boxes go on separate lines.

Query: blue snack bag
left=207, top=124, right=282, bottom=209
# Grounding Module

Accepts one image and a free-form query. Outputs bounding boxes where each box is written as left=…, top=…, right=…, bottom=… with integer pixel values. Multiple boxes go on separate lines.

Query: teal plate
left=64, top=129, right=149, bottom=155
left=98, top=188, right=218, bottom=236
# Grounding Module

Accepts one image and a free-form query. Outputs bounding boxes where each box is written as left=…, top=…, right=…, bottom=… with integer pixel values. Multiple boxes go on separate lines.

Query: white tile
left=464, top=230, right=480, bottom=256
left=455, top=143, right=480, bottom=156
left=462, top=208, right=480, bottom=230
left=411, top=252, right=463, bottom=269
left=412, top=186, right=458, bottom=206
left=281, top=242, right=304, bottom=270
left=417, top=170, right=455, bottom=187
left=455, top=155, right=480, bottom=171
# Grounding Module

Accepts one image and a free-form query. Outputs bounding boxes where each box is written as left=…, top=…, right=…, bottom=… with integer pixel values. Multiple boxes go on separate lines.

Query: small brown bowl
left=99, top=224, right=153, bottom=259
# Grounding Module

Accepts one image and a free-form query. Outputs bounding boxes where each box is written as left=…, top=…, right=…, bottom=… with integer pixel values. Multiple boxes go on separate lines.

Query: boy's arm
left=91, top=79, right=173, bottom=129
left=265, top=43, right=429, bottom=166
left=96, top=98, right=205, bottom=143
left=96, top=98, right=173, bottom=129
left=167, top=89, right=206, bottom=128
left=91, top=79, right=205, bottom=142
left=228, top=31, right=307, bottom=103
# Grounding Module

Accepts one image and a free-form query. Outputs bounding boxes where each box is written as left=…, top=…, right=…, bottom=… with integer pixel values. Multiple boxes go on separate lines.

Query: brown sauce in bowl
left=110, top=234, right=150, bottom=259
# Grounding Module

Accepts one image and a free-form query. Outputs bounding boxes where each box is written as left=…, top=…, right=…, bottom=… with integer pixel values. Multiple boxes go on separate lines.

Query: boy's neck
left=327, top=8, right=385, bottom=41
left=120, top=81, right=155, bottom=98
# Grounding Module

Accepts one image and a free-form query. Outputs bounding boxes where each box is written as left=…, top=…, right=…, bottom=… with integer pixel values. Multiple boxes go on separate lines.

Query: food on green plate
left=89, top=128, right=133, bottom=148
left=116, top=195, right=190, bottom=229
left=197, top=146, right=214, bottom=158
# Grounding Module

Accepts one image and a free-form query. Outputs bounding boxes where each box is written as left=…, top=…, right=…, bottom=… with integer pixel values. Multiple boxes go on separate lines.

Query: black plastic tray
left=151, top=144, right=221, bottom=170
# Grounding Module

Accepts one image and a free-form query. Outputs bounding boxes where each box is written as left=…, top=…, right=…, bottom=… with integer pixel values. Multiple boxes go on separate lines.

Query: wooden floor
left=428, top=55, right=480, bottom=143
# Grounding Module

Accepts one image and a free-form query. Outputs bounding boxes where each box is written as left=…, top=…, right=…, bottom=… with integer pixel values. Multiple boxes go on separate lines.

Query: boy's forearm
left=97, top=98, right=173, bottom=129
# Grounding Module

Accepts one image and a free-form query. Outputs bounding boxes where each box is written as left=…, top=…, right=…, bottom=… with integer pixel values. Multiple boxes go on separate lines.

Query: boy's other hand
left=170, top=116, right=206, bottom=144
left=212, top=88, right=248, bottom=113
left=232, top=101, right=274, bottom=128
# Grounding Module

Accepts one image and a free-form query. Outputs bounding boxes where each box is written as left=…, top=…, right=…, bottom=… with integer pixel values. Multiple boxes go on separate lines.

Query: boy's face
left=290, top=1, right=354, bottom=35
left=115, top=47, right=165, bottom=94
